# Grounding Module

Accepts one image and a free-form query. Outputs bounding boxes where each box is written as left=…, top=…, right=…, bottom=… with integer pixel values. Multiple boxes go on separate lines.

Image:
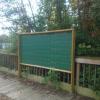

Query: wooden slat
left=18, top=29, right=73, bottom=35
left=20, top=63, right=71, bottom=73
left=0, top=53, right=17, bottom=56
left=75, top=57, right=100, bottom=65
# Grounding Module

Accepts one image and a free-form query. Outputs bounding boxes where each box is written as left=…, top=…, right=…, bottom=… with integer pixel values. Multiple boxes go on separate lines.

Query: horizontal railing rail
left=76, top=57, right=100, bottom=65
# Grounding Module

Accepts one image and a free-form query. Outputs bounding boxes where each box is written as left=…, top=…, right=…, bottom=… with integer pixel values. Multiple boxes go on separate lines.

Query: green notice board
left=19, top=30, right=74, bottom=71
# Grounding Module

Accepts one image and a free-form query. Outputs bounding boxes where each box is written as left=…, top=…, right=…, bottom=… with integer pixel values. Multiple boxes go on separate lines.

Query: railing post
left=76, top=63, right=80, bottom=87
left=17, top=35, right=21, bottom=77
left=71, top=28, right=76, bottom=92
left=75, top=62, right=80, bottom=94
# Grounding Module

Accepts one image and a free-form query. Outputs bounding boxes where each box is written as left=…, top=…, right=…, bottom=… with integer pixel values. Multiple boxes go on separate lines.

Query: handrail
left=0, top=52, right=17, bottom=56
left=0, top=53, right=18, bottom=70
left=75, top=57, right=100, bottom=65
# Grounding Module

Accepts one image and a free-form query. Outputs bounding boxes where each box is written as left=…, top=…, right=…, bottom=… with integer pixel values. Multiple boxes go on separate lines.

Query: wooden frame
left=20, top=63, right=71, bottom=73
left=18, top=28, right=76, bottom=91
left=17, top=34, right=21, bottom=77
left=71, top=29, right=76, bottom=92
left=18, top=29, right=73, bottom=35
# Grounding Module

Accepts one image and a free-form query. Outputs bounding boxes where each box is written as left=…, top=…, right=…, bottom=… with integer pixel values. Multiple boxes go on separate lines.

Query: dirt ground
left=0, top=93, right=13, bottom=100
left=0, top=72, right=94, bottom=100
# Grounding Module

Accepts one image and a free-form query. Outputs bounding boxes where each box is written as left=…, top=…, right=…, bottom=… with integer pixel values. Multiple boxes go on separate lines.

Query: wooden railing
left=0, top=53, right=18, bottom=71
left=20, top=64, right=71, bottom=83
left=0, top=53, right=100, bottom=98
left=0, top=53, right=71, bottom=83
left=75, top=57, right=100, bottom=98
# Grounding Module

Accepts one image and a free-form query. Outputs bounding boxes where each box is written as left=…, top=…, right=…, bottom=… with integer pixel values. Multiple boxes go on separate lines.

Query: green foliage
left=44, top=70, right=61, bottom=90
left=21, top=67, right=29, bottom=79
left=0, top=33, right=17, bottom=53
left=8, top=32, right=17, bottom=53
left=91, top=0, right=100, bottom=32
left=77, top=0, right=100, bottom=35
left=39, top=0, right=72, bottom=30
left=79, top=65, right=100, bottom=98
left=76, top=32, right=100, bottom=57
left=0, top=35, right=9, bottom=43
left=94, top=67, right=100, bottom=97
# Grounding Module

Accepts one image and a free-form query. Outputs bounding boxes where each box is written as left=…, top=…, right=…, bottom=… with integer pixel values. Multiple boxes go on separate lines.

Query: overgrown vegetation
left=44, top=70, right=61, bottom=90
left=76, top=32, right=100, bottom=57
left=79, top=65, right=100, bottom=98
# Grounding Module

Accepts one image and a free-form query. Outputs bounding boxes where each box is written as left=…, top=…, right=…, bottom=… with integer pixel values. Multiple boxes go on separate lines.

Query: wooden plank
left=75, top=57, right=100, bottom=65
left=71, top=29, right=76, bottom=92
left=17, top=35, right=21, bottom=77
left=18, top=29, right=73, bottom=35
left=20, top=63, right=72, bottom=73
left=76, top=63, right=80, bottom=87
left=76, top=86, right=98, bottom=99
left=0, top=53, right=17, bottom=56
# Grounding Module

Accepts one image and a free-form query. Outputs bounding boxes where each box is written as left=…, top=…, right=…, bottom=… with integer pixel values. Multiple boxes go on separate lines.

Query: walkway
left=0, top=72, right=93, bottom=100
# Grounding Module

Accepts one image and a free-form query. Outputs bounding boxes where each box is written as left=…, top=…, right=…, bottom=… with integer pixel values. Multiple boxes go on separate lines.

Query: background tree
left=77, top=0, right=100, bottom=36
left=0, top=0, right=100, bottom=54
left=39, top=0, right=73, bottom=30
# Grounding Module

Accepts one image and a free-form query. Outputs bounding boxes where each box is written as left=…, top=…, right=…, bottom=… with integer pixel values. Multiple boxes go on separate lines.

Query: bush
left=76, top=32, right=100, bottom=57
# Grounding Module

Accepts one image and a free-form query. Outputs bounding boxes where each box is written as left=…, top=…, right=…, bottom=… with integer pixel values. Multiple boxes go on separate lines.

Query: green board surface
left=19, top=32, right=72, bottom=71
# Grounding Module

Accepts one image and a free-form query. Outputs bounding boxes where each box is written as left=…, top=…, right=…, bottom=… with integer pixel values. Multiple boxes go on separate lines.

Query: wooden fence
left=75, top=57, right=100, bottom=99
left=0, top=53, right=18, bottom=71
left=0, top=53, right=100, bottom=99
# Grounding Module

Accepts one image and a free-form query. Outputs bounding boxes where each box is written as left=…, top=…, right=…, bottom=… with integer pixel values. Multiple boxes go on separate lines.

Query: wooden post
left=75, top=63, right=80, bottom=94
left=71, top=28, right=76, bottom=92
left=17, top=34, right=21, bottom=77
left=76, top=63, right=80, bottom=86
